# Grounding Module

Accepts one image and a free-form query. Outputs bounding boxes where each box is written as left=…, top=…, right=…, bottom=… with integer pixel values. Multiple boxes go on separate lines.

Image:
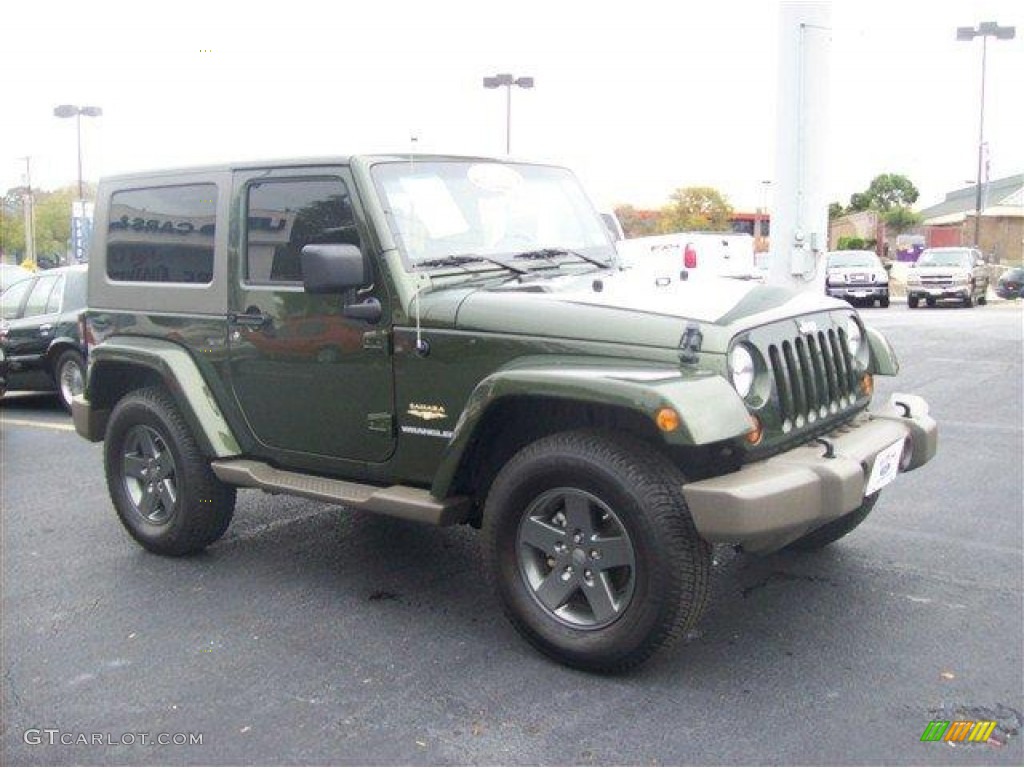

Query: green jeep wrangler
left=74, top=155, right=937, bottom=671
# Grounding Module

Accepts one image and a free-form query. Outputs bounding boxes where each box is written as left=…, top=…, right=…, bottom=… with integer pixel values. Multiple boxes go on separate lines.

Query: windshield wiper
left=416, top=253, right=529, bottom=275
left=511, top=248, right=612, bottom=268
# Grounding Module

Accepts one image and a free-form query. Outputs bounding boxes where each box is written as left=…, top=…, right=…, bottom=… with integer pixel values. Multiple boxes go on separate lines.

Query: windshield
left=916, top=250, right=970, bottom=267
left=827, top=251, right=880, bottom=269
left=371, top=161, right=614, bottom=269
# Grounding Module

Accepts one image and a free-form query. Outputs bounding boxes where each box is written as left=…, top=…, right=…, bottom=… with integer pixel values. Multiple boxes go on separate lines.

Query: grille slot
left=768, top=329, right=857, bottom=429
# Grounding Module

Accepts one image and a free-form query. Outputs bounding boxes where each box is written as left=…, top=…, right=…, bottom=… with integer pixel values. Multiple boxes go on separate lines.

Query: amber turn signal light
left=656, top=408, right=680, bottom=432
left=861, top=372, right=873, bottom=396
left=745, top=415, right=764, bottom=445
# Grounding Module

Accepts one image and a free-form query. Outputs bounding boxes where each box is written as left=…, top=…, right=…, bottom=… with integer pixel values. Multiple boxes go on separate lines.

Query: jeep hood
left=418, top=269, right=848, bottom=352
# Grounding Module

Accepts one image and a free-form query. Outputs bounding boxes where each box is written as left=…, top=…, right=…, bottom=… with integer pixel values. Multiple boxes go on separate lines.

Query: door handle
left=227, top=309, right=271, bottom=330
left=39, top=324, right=54, bottom=335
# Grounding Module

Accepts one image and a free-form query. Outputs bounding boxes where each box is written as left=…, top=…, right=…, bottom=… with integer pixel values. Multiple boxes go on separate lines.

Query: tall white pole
left=21, top=156, right=36, bottom=266
left=768, top=2, right=831, bottom=292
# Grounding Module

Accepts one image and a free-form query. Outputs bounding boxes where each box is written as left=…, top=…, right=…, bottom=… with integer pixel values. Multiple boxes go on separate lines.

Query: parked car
left=0, top=264, right=88, bottom=410
left=825, top=250, right=890, bottom=307
left=0, top=263, right=34, bottom=292
left=905, top=247, right=989, bottom=308
left=995, top=266, right=1024, bottom=300
left=0, top=344, right=6, bottom=396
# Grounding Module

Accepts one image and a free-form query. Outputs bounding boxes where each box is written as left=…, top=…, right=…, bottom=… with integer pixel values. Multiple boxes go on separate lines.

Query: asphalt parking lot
left=2, top=301, right=1022, bottom=766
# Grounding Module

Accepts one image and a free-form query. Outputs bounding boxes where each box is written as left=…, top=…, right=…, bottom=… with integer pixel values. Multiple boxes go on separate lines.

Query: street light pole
left=956, top=21, right=1015, bottom=248
left=483, top=74, right=534, bottom=154
left=53, top=104, right=103, bottom=200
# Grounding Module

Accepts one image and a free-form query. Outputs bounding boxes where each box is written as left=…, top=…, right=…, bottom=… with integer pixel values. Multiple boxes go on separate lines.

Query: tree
left=614, top=204, right=660, bottom=238
left=828, top=202, right=844, bottom=220
left=863, top=173, right=919, bottom=211
left=847, top=191, right=871, bottom=213
left=1, top=192, right=26, bottom=258
left=883, top=206, right=923, bottom=236
left=658, top=187, right=733, bottom=233
left=33, top=187, right=77, bottom=261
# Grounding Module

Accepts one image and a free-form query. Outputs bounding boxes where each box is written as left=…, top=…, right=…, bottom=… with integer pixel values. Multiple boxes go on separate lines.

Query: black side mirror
left=301, top=244, right=367, bottom=294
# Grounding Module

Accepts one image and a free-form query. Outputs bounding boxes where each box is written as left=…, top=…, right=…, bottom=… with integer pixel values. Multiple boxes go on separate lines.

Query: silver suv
left=825, top=250, right=890, bottom=308
left=906, top=247, right=989, bottom=308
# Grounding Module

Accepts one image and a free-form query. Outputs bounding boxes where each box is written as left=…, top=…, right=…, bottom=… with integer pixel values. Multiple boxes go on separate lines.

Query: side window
left=106, top=184, right=217, bottom=283
left=63, top=271, right=88, bottom=311
left=23, top=275, right=59, bottom=318
left=45, top=274, right=67, bottom=314
left=245, top=178, right=359, bottom=284
left=1, top=278, right=34, bottom=320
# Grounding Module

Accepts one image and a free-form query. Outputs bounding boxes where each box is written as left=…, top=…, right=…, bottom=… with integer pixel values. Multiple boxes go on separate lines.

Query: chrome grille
left=920, top=273, right=954, bottom=287
left=768, top=329, right=858, bottom=429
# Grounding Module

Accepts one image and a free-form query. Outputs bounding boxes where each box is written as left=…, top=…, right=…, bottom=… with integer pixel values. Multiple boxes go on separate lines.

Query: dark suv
left=0, top=264, right=88, bottom=410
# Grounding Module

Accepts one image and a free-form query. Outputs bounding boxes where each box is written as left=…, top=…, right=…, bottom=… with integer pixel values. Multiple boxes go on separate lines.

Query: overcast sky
left=3, top=0, right=1022, bottom=213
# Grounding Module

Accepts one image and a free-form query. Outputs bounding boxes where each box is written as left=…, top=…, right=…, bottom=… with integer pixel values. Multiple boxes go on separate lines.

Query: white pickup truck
left=616, top=232, right=757, bottom=281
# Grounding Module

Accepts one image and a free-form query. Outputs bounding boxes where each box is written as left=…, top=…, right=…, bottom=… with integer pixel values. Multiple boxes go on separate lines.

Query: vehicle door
left=2, top=273, right=63, bottom=380
left=226, top=167, right=396, bottom=465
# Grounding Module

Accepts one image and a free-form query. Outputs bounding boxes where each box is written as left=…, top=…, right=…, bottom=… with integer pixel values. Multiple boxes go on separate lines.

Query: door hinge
left=367, top=412, right=394, bottom=434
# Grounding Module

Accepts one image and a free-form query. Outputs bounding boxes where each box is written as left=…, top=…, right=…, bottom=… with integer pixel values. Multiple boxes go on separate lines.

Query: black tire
left=926, top=297, right=936, bottom=308
left=53, top=349, right=85, bottom=413
left=104, top=386, right=236, bottom=556
left=963, top=290, right=974, bottom=308
left=879, top=296, right=890, bottom=308
left=784, top=493, right=879, bottom=552
left=482, top=430, right=711, bottom=672
left=907, top=296, right=919, bottom=309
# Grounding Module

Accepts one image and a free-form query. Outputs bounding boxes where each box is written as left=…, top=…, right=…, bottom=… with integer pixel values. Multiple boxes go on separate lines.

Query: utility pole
left=21, top=156, right=36, bottom=267
left=768, top=3, right=831, bottom=292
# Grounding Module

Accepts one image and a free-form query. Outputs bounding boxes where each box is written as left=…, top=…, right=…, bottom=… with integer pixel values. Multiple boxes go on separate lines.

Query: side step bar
left=211, top=459, right=472, bottom=526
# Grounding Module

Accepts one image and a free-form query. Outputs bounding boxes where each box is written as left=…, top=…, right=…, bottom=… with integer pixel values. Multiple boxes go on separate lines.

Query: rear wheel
left=54, top=349, right=85, bottom=413
left=908, top=296, right=919, bottom=309
left=879, top=296, right=890, bottom=308
left=785, top=493, right=879, bottom=551
left=104, top=386, right=235, bottom=555
left=483, top=430, right=711, bottom=672
left=926, top=297, right=936, bottom=307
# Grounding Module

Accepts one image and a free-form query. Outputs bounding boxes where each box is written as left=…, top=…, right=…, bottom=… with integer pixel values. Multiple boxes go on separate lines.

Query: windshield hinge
left=363, top=329, right=392, bottom=353
left=367, top=412, right=395, bottom=434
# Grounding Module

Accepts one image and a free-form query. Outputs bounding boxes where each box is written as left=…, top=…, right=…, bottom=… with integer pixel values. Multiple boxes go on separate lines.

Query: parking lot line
left=0, top=417, right=77, bottom=432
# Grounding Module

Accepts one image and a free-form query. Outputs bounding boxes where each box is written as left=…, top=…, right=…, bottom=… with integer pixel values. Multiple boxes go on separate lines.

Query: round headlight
left=729, top=344, right=756, bottom=398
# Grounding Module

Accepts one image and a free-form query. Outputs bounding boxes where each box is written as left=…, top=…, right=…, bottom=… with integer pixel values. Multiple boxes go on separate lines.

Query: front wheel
left=104, top=387, right=236, bottom=555
left=908, top=296, right=919, bottom=309
left=483, top=430, right=711, bottom=672
left=784, top=493, right=879, bottom=551
left=879, top=296, right=890, bottom=308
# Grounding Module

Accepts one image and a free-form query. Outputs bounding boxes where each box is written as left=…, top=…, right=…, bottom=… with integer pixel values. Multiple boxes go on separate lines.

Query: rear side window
left=1, top=278, right=33, bottom=319
left=106, top=184, right=217, bottom=283
left=244, top=178, right=359, bottom=284
left=23, top=275, right=60, bottom=318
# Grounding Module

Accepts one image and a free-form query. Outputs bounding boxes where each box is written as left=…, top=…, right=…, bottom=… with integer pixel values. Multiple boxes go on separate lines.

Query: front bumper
left=681, top=394, right=936, bottom=553
left=907, top=286, right=968, bottom=300
left=827, top=285, right=889, bottom=300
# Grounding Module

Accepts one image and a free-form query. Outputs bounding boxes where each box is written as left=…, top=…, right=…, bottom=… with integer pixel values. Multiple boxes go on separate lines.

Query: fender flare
left=430, top=360, right=752, bottom=499
left=865, top=325, right=899, bottom=375
left=85, top=337, right=240, bottom=457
